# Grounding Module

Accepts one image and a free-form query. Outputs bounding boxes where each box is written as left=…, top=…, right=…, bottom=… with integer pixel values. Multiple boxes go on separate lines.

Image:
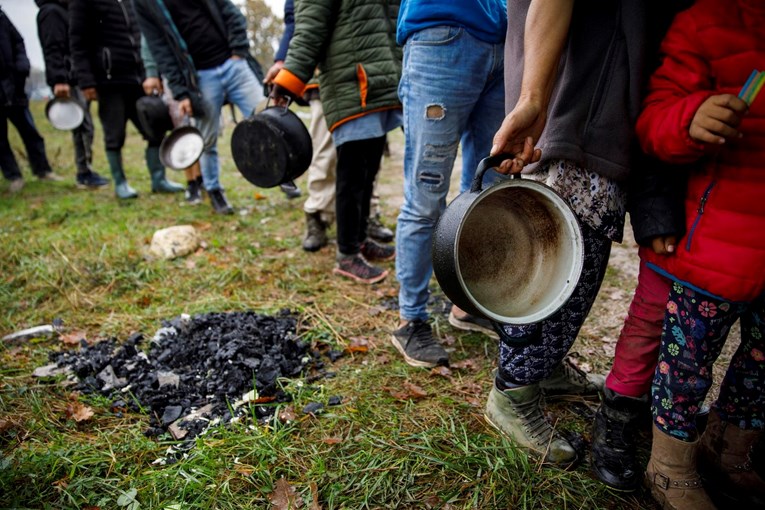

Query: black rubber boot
left=591, top=387, right=649, bottom=491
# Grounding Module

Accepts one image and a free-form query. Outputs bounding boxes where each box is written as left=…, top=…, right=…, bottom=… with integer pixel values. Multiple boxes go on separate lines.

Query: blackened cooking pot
left=230, top=103, right=312, bottom=188
left=432, top=154, right=584, bottom=326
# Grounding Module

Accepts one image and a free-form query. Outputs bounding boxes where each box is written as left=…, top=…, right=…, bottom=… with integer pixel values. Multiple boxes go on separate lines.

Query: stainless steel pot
left=45, top=97, right=85, bottom=131
left=432, top=154, right=584, bottom=326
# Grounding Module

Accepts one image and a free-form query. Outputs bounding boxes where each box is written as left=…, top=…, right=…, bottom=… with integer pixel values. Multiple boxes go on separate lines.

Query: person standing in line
left=390, top=0, right=509, bottom=368
left=0, top=6, right=61, bottom=193
left=134, top=0, right=268, bottom=215
left=271, top=0, right=401, bottom=284
left=36, top=0, right=109, bottom=189
left=69, top=0, right=184, bottom=200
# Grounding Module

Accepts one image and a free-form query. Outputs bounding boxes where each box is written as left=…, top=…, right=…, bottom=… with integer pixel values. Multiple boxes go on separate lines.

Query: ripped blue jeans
left=396, top=26, right=505, bottom=321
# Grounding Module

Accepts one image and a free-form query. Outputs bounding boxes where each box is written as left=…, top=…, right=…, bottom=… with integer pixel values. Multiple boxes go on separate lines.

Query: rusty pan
left=432, top=154, right=584, bottom=326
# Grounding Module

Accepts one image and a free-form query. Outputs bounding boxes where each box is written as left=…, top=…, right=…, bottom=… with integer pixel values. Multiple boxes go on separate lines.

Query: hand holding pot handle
left=470, top=154, right=518, bottom=193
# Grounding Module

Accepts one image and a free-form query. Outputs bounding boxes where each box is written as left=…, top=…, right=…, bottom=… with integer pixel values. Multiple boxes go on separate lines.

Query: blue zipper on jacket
left=685, top=179, right=716, bottom=252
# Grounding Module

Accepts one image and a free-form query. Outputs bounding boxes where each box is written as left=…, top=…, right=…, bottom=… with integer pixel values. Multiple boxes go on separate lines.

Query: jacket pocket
left=356, top=63, right=368, bottom=108
left=684, top=179, right=716, bottom=253
left=101, top=48, right=112, bottom=80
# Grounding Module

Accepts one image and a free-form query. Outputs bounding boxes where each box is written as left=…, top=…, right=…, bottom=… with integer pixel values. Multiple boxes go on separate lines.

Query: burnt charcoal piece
left=328, top=396, right=343, bottom=406
left=302, top=402, right=324, bottom=415
left=162, top=406, right=183, bottom=426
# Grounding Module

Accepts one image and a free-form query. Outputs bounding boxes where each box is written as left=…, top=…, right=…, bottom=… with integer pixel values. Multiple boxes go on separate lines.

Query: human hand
left=689, top=94, right=748, bottom=145
left=53, top=83, right=71, bottom=98
left=82, top=87, right=97, bottom=101
left=263, top=61, right=284, bottom=85
left=142, top=77, right=162, bottom=96
left=178, top=98, right=193, bottom=117
left=490, top=97, right=545, bottom=174
left=650, top=235, right=677, bottom=256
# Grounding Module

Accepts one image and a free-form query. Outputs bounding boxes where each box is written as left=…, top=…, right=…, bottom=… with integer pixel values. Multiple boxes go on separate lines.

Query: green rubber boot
left=146, top=146, right=184, bottom=193
left=105, top=150, right=138, bottom=199
left=484, top=380, right=577, bottom=466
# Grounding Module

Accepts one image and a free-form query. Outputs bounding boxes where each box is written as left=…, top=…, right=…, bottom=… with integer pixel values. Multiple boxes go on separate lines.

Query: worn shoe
left=114, top=181, right=138, bottom=200
left=591, top=388, right=649, bottom=491
left=360, top=238, right=395, bottom=261
left=333, top=253, right=388, bottom=284
left=279, top=180, right=302, bottom=199
left=303, top=212, right=328, bottom=252
left=185, top=179, right=203, bottom=205
left=484, top=380, right=577, bottom=466
left=539, top=357, right=605, bottom=400
left=448, top=309, right=499, bottom=340
left=645, top=424, right=715, bottom=510
left=367, top=215, right=394, bottom=243
left=390, top=319, right=449, bottom=368
left=38, top=171, right=65, bottom=182
left=209, top=189, right=234, bottom=215
left=76, top=171, right=110, bottom=189
left=8, top=178, right=24, bottom=193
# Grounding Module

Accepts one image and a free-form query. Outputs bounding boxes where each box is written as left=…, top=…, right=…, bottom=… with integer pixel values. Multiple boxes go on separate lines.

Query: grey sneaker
left=391, top=319, right=448, bottom=368
left=539, top=357, right=605, bottom=400
left=484, top=381, right=577, bottom=466
left=448, top=309, right=499, bottom=340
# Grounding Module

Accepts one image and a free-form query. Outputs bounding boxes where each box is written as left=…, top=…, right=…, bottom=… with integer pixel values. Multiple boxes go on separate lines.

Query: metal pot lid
left=46, top=98, right=85, bottom=131
left=162, top=130, right=204, bottom=170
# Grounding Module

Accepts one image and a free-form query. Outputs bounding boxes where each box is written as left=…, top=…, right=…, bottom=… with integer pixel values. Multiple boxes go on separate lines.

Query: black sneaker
left=360, top=239, right=395, bottom=261
left=279, top=180, right=301, bottom=199
left=185, top=179, right=202, bottom=205
left=448, top=309, right=499, bottom=340
left=367, top=215, right=394, bottom=243
left=333, top=253, right=388, bottom=284
left=391, top=319, right=449, bottom=368
left=209, top=188, right=234, bottom=215
left=76, top=171, right=110, bottom=189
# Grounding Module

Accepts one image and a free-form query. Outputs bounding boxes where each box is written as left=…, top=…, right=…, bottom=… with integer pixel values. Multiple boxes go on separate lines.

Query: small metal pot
left=432, top=154, right=584, bottom=326
left=45, top=97, right=85, bottom=131
left=159, top=118, right=204, bottom=171
left=230, top=102, right=312, bottom=188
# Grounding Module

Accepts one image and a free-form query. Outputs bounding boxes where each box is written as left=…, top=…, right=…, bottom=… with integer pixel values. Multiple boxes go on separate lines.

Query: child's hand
left=651, top=235, right=677, bottom=256
left=689, top=94, right=748, bottom=145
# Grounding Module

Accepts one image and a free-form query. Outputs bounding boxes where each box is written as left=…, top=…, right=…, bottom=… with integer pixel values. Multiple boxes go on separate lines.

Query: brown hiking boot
left=645, top=424, right=715, bottom=510
left=303, top=212, right=328, bottom=252
left=699, top=409, right=765, bottom=507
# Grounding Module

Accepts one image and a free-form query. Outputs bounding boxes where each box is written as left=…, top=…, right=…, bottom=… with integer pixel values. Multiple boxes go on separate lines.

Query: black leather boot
left=591, top=387, right=648, bottom=491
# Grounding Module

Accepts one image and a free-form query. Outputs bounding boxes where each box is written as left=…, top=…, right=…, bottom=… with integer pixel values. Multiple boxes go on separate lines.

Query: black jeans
left=335, top=135, right=386, bottom=255
left=96, top=84, right=152, bottom=151
left=0, top=105, right=53, bottom=180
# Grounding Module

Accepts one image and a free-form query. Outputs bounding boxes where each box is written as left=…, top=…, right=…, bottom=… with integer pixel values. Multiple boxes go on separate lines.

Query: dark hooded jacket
left=35, top=0, right=75, bottom=87
left=69, top=0, right=145, bottom=88
left=0, top=7, right=30, bottom=106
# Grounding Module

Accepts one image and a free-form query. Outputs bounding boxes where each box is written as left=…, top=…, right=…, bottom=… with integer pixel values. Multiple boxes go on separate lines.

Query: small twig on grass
left=303, top=305, right=346, bottom=347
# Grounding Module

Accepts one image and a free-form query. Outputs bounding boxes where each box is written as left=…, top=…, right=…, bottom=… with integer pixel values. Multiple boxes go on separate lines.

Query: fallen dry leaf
left=66, top=401, right=94, bottom=422
left=309, top=482, right=321, bottom=510
left=424, top=495, right=442, bottom=509
left=346, top=337, right=369, bottom=353
left=254, top=192, right=267, bottom=200
left=185, top=259, right=197, bottom=270
left=321, top=437, right=342, bottom=445
left=279, top=406, right=298, bottom=423
left=430, top=366, right=452, bottom=378
left=234, top=465, right=255, bottom=476
left=375, top=354, right=391, bottom=365
left=388, top=382, right=428, bottom=400
left=60, top=331, right=86, bottom=346
left=270, top=477, right=302, bottom=509
left=0, top=418, right=14, bottom=434
left=441, top=334, right=457, bottom=346
left=254, top=396, right=277, bottom=404
left=451, top=358, right=479, bottom=371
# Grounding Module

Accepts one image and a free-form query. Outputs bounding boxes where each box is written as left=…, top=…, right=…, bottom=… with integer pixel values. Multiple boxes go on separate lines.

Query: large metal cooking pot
left=45, top=97, right=85, bottom=131
left=230, top=102, right=312, bottom=188
left=159, top=118, right=204, bottom=171
left=432, top=154, right=584, bottom=326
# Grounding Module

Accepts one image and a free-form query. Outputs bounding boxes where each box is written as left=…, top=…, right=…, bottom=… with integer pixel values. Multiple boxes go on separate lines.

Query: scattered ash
left=51, top=310, right=335, bottom=445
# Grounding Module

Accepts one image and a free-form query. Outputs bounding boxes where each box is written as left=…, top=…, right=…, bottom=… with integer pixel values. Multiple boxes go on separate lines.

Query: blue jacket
left=274, top=0, right=294, bottom=62
left=397, top=0, right=507, bottom=45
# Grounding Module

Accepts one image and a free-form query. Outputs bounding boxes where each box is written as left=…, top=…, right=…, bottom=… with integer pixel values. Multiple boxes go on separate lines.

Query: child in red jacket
left=630, top=1, right=765, bottom=508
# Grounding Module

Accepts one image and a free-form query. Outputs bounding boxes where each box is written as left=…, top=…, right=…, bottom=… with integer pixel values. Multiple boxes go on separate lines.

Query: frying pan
left=159, top=117, right=204, bottom=171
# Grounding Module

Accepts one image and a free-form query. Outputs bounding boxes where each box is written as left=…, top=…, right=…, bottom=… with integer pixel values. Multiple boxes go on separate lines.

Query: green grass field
left=0, top=101, right=655, bottom=509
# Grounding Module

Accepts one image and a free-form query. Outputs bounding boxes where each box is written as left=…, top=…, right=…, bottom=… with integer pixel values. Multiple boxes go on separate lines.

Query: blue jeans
left=197, top=58, right=264, bottom=191
left=396, top=26, right=505, bottom=321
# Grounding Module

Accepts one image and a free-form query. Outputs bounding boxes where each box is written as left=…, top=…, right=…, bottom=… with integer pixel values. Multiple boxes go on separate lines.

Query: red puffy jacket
left=637, top=0, right=765, bottom=303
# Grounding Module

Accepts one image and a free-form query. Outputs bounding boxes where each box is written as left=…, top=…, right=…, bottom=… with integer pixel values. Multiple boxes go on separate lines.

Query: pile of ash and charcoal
left=47, top=311, right=343, bottom=443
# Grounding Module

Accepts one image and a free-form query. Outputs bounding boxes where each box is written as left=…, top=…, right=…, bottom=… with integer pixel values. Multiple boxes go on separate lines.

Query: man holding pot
left=134, top=0, right=267, bottom=215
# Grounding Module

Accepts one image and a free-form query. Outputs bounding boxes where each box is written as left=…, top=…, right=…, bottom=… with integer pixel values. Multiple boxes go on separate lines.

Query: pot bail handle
left=470, top=153, right=517, bottom=193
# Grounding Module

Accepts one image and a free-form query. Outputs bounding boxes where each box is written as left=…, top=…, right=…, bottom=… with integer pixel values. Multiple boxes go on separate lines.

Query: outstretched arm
left=491, top=0, right=574, bottom=174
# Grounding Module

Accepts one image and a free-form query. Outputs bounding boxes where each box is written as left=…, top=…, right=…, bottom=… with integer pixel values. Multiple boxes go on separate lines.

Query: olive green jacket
left=274, top=0, right=402, bottom=132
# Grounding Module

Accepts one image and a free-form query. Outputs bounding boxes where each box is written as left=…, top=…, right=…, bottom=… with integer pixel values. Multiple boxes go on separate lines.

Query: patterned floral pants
left=496, top=222, right=612, bottom=385
left=652, top=282, right=765, bottom=440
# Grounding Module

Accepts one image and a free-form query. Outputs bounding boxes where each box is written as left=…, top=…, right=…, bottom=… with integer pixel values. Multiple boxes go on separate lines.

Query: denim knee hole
left=424, top=104, right=446, bottom=120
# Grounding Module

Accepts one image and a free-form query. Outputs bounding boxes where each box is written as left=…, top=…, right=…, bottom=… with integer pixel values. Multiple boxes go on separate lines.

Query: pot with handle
left=432, top=154, right=584, bottom=328
left=230, top=99, right=312, bottom=188
left=45, top=97, right=85, bottom=131
left=159, top=116, right=205, bottom=171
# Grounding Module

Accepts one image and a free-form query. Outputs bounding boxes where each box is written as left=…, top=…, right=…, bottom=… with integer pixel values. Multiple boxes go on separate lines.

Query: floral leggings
left=653, top=281, right=765, bottom=440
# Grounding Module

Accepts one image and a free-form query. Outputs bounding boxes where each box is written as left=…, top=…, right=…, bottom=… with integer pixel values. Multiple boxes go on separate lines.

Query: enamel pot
left=432, top=154, right=584, bottom=327
left=45, top=97, right=85, bottom=131
left=159, top=117, right=204, bottom=171
left=230, top=103, right=312, bottom=188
